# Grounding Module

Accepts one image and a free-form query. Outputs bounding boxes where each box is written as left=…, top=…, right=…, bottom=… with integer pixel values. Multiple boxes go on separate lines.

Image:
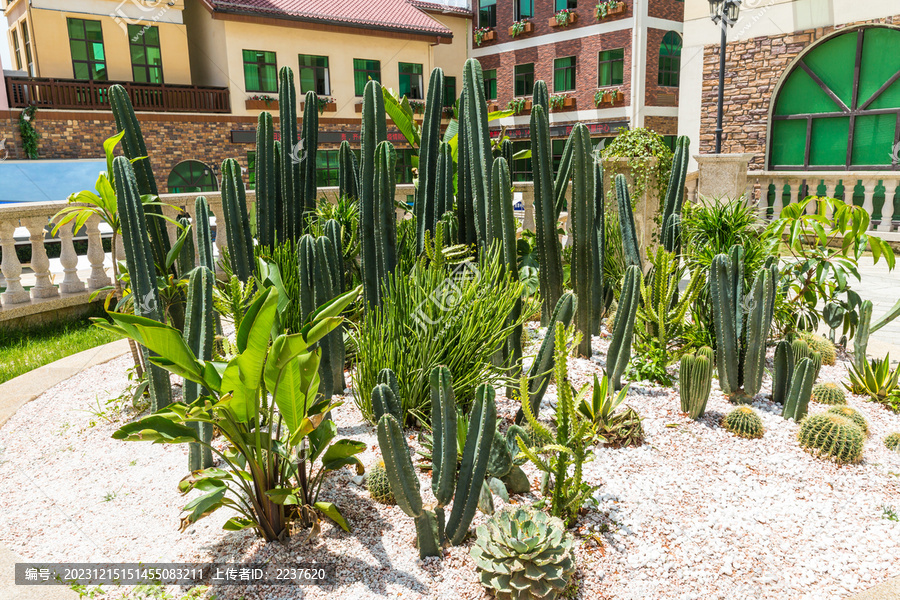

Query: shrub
left=366, top=461, right=395, bottom=505
left=798, top=413, right=865, bottom=464
left=885, top=433, right=900, bottom=452
left=600, top=127, right=673, bottom=202
left=826, top=405, right=869, bottom=435
left=812, top=382, right=846, bottom=405
left=722, top=406, right=764, bottom=439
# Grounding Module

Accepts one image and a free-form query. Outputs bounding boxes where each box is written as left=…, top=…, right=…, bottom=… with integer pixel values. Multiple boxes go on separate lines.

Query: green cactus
left=462, top=59, right=492, bottom=249
left=375, top=366, right=496, bottom=558
left=274, top=140, right=284, bottom=240
left=456, top=89, right=477, bottom=247
left=366, top=460, right=395, bottom=505
left=317, top=234, right=345, bottom=393
left=194, top=196, right=215, bottom=271
left=297, top=234, right=341, bottom=400
left=220, top=158, right=254, bottom=283
left=338, top=140, right=360, bottom=201
left=175, top=213, right=195, bottom=276
left=324, top=219, right=344, bottom=294
left=485, top=424, right=531, bottom=495
left=109, top=85, right=171, bottom=273
left=798, top=331, right=837, bottom=366
left=885, top=432, right=900, bottom=451
left=798, top=413, right=865, bottom=464
left=183, top=266, right=215, bottom=471
left=607, top=264, right=641, bottom=390
left=615, top=174, right=642, bottom=269
left=371, top=141, right=398, bottom=306
left=435, top=142, right=455, bottom=229
left=722, top=406, right=764, bottom=439
left=569, top=123, right=596, bottom=357
left=591, top=162, right=605, bottom=335
left=532, top=103, right=563, bottom=324
left=782, top=357, right=816, bottom=421
left=278, top=67, right=302, bottom=241
left=826, top=405, right=869, bottom=435
left=532, top=80, right=550, bottom=112
left=772, top=340, right=793, bottom=405
left=679, top=346, right=714, bottom=419
left=854, top=300, right=873, bottom=370
left=554, top=133, right=575, bottom=216
left=113, top=156, right=171, bottom=412
left=359, top=79, right=388, bottom=308
left=415, top=67, right=445, bottom=255
left=301, top=90, right=318, bottom=221
left=255, top=111, right=277, bottom=248
left=812, top=382, right=847, bottom=405
left=470, top=506, right=575, bottom=600
left=661, top=136, right=690, bottom=253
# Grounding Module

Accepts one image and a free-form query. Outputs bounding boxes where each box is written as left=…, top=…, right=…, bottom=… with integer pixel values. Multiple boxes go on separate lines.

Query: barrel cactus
left=885, top=432, right=900, bottom=452
left=679, top=346, right=714, bottom=419
left=799, top=332, right=837, bottom=366
left=812, top=382, right=846, bottom=405
left=470, top=506, right=575, bottom=600
left=798, top=413, right=865, bottom=464
left=366, top=461, right=395, bottom=505
left=722, top=406, right=764, bottom=439
left=826, top=405, right=868, bottom=435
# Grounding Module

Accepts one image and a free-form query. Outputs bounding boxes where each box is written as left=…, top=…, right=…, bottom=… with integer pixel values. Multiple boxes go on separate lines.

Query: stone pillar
left=0, top=220, right=30, bottom=305
left=58, top=222, right=86, bottom=294
left=24, top=217, right=58, bottom=299
left=85, top=215, right=111, bottom=290
left=601, top=157, right=661, bottom=262
left=694, top=153, right=755, bottom=201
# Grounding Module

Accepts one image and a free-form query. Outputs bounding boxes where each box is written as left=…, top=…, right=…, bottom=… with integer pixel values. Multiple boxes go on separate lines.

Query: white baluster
left=0, top=219, right=30, bottom=304
left=115, top=231, right=126, bottom=279
left=86, top=215, right=111, bottom=290
left=877, top=180, right=894, bottom=232
left=58, top=220, right=85, bottom=294
left=861, top=179, right=877, bottom=231
left=822, top=179, right=838, bottom=219
left=770, top=178, right=785, bottom=219
left=24, top=217, right=58, bottom=299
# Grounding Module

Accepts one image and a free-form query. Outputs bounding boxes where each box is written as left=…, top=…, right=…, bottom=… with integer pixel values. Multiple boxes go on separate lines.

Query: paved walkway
left=852, top=257, right=900, bottom=359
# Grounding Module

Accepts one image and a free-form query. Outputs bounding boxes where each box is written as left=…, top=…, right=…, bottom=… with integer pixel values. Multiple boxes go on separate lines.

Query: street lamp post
left=708, top=0, right=741, bottom=154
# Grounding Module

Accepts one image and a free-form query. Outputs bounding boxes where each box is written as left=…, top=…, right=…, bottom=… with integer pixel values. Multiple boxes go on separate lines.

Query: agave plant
left=575, top=372, right=643, bottom=447
left=845, top=354, right=900, bottom=401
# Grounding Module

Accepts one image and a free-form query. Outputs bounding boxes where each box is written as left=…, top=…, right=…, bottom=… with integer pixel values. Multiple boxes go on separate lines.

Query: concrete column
left=693, top=153, right=755, bottom=201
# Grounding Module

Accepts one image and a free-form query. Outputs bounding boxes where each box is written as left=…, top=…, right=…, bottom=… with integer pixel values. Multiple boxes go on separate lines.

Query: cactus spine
left=661, top=136, right=690, bottom=253
left=782, top=357, right=816, bottom=421
left=462, top=59, right=492, bottom=249
left=338, top=140, right=360, bottom=201
left=359, top=79, right=387, bottom=308
left=376, top=366, right=496, bottom=558
left=279, top=67, right=302, bottom=241
left=415, top=67, right=445, bottom=254
left=532, top=102, right=563, bottom=324
left=722, top=406, right=764, bottom=439
left=220, top=158, right=254, bottom=283
left=680, top=346, right=714, bottom=419
left=255, top=111, right=277, bottom=248
left=569, top=124, right=595, bottom=357
left=615, top=174, right=642, bottom=269
left=607, top=265, right=641, bottom=390
left=113, top=156, right=172, bottom=412
left=184, top=266, right=215, bottom=471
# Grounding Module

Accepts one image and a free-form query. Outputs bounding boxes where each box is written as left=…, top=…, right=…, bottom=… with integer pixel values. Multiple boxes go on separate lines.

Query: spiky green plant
left=470, top=506, right=575, bottom=600
left=614, top=173, right=642, bottom=269
left=607, top=264, right=641, bottom=390
left=661, top=136, right=690, bottom=253
left=366, top=461, right=395, bottom=505
left=846, top=354, right=900, bottom=401
left=220, top=158, right=254, bottom=283
left=798, top=331, right=836, bottom=366
left=826, top=405, right=869, bottom=435
left=798, top=413, right=865, bottom=464
left=782, top=356, right=816, bottom=421
left=722, top=406, right=764, bottom=439
left=183, top=266, right=215, bottom=471
left=359, top=79, right=387, bottom=307
left=575, top=372, right=643, bottom=447
left=885, top=432, right=900, bottom=451
left=415, top=67, right=445, bottom=254
left=300, top=90, right=318, bottom=221
left=812, top=382, right=846, bottom=405
left=679, top=346, right=714, bottom=419
left=338, top=140, right=360, bottom=201
left=255, top=110, right=277, bottom=248
left=568, top=123, right=599, bottom=356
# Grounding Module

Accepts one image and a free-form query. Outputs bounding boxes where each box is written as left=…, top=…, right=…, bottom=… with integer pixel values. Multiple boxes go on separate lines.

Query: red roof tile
left=207, top=0, right=455, bottom=36
left=408, top=0, right=472, bottom=16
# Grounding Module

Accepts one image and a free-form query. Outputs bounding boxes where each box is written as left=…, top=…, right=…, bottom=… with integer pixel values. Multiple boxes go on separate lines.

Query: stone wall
left=699, top=16, right=900, bottom=169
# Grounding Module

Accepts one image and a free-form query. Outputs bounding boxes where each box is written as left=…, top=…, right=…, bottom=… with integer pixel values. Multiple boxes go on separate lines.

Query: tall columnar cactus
left=298, top=234, right=337, bottom=400
left=376, top=366, right=496, bottom=558
left=554, top=133, right=575, bottom=216
left=184, top=266, right=215, bottom=471
left=279, top=67, right=302, bottom=241
left=680, top=346, right=714, bottom=419
left=462, top=59, right=492, bottom=248
left=359, top=79, right=387, bottom=308
left=255, top=110, right=277, bottom=248
left=415, top=67, right=445, bottom=254
left=456, top=89, right=477, bottom=246
left=532, top=80, right=550, bottom=112
left=324, top=219, right=344, bottom=294
left=220, top=158, right=254, bottom=283
left=774, top=339, right=821, bottom=406
left=113, top=156, right=171, bottom=412
left=591, top=162, right=605, bottom=334
left=782, top=357, right=816, bottom=421
left=175, top=213, right=195, bottom=276
left=301, top=90, right=319, bottom=220
left=607, top=265, right=641, bottom=390
left=338, top=140, right=360, bottom=201
left=515, top=292, right=577, bottom=425
left=709, top=245, right=777, bottom=403
left=274, top=140, right=284, bottom=241
left=368, top=141, right=398, bottom=307
left=615, top=174, right=642, bottom=269
left=435, top=142, right=455, bottom=226
left=317, top=234, right=346, bottom=393
left=569, top=124, right=595, bottom=357
left=109, top=85, right=171, bottom=273
left=532, top=102, right=563, bottom=324
left=661, top=136, right=690, bottom=253
left=194, top=196, right=215, bottom=271
left=854, top=299, right=873, bottom=370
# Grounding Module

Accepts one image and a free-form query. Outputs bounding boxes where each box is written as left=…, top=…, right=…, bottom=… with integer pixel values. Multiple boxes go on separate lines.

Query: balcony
left=5, top=77, right=231, bottom=114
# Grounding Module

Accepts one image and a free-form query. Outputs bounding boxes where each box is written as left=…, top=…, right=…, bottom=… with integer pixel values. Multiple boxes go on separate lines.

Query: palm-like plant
left=846, top=354, right=900, bottom=401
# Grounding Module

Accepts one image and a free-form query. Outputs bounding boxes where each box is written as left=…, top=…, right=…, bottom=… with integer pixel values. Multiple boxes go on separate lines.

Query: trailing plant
left=247, top=94, right=276, bottom=105
left=549, top=93, right=568, bottom=111
left=722, top=406, right=764, bottom=439
left=106, top=285, right=362, bottom=541
left=474, top=26, right=492, bottom=46
left=554, top=8, right=574, bottom=25
left=470, top=506, right=575, bottom=600
left=366, top=460, right=395, bottom=505
left=510, top=19, right=528, bottom=37
left=826, top=405, right=869, bottom=436
left=18, top=105, right=39, bottom=159
left=679, top=346, right=714, bottom=419
left=812, top=382, right=846, bottom=405
left=798, top=413, right=865, bottom=464
left=575, top=372, right=643, bottom=447
left=601, top=127, right=674, bottom=203
left=846, top=354, right=900, bottom=402
left=595, top=0, right=621, bottom=19
left=507, top=97, right=527, bottom=114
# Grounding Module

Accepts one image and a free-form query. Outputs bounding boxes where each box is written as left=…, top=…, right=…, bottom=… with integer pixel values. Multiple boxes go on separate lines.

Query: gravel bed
left=0, top=327, right=898, bottom=600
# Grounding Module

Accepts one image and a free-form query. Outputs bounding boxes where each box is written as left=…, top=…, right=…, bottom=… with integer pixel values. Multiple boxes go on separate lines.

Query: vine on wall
left=600, top=127, right=673, bottom=201
left=19, top=106, right=40, bottom=160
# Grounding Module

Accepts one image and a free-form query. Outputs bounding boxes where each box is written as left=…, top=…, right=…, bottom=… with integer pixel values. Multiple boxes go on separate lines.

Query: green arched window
left=658, top=32, right=682, bottom=87
left=167, top=161, right=219, bottom=194
left=769, top=26, right=900, bottom=171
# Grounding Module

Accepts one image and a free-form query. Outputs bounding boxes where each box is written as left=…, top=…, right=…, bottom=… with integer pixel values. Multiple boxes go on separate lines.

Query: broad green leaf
left=182, top=487, right=226, bottom=525
left=223, top=517, right=256, bottom=531
left=112, top=416, right=200, bottom=444
left=315, top=501, right=350, bottom=532
left=103, top=130, right=126, bottom=177
left=320, top=439, right=366, bottom=473
left=273, top=352, right=320, bottom=438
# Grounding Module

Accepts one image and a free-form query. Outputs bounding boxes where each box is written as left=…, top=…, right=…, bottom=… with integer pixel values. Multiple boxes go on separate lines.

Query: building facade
left=470, top=0, right=684, bottom=179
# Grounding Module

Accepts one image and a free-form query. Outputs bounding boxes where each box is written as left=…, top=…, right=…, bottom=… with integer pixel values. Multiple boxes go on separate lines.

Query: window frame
left=514, top=62, right=535, bottom=97
left=316, top=149, right=340, bottom=187
left=399, top=62, right=424, bottom=100
left=353, top=58, right=381, bottom=96
left=11, top=28, right=22, bottom=71
left=242, top=49, right=278, bottom=93
left=554, top=0, right=577, bottom=11
left=483, top=68, right=498, bottom=100
left=598, top=48, right=625, bottom=87
left=67, top=18, right=108, bottom=81
left=128, top=24, right=164, bottom=84
left=21, top=23, right=34, bottom=76
left=479, top=0, right=497, bottom=28
left=515, top=0, right=534, bottom=20
left=553, top=56, right=576, bottom=92
left=443, top=76, right=457, bottom=107
left=298, top=54, right=331, bottom=96
left=658, top=31, right=682, bottom=88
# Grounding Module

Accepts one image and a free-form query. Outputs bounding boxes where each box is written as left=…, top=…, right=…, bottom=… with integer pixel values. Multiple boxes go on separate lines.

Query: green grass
left=0, top=317, right=120, bottom=384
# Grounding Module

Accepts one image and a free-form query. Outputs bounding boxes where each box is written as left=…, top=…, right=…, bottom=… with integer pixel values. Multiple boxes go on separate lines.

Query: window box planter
left=245, top=98, right=278, bottom=110
left=507, top=98, right=532, bottom=115
left=549, top=11, right=578, bottom=27
left=474, top=28, right=495, bottom=45
left=595, top=1, right=626, bottom=20
left=300, top=100, right=337, bottom=113
left=550, top=96, right=576, bottom=111
left=508, top=21, right=534, bottom=37
left=594, top=88, right=624, bottom=107
left=487, top=101, right=500, bottom=112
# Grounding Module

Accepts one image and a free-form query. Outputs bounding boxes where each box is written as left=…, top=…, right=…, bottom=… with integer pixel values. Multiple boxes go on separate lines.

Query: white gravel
left=1, top=327, right=899, bottom=600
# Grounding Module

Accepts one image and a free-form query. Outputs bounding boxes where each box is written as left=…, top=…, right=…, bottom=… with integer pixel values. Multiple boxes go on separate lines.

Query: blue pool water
left=0, top=159, right=106, bottom=204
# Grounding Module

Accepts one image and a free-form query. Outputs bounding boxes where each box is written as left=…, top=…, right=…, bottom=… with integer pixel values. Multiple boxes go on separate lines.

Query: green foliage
left=885, top=432, right=900, bottom=451
left=625, top=340, right=672, bottom=386
left=576, top=373, right=643, bottom=447
left=18, top=105, right=39, bottom=159
left=826, top=405, right=869, bottom=435
left=353, top=250, right=528, bottom=424
left=471, top=506, right=576, bottom=600
left=798, top=413, right=865, bottom=464
left=812, top=382, right=846, bottom=405
left=600, top=127, right=674, bottom=202
left=722, top=406, right=764, bottom=439
left=661, top=136, right=690, bottom=253
left=679, top=346, right=714, bottom=419
left=846, top=354, right=900, bottom=402
left=366, top=461, right=395, bottom=505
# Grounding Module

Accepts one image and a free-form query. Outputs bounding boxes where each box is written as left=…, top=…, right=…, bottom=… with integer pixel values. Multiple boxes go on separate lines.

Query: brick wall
left=644, top=27, right=681, bottom=107
left=648, top=0, right=684, bottom=22
left=699, top=16, right=900, bottom=169
left=644, top=115, right=678, bottom=136
left=474, top=0, right=633, bottom=45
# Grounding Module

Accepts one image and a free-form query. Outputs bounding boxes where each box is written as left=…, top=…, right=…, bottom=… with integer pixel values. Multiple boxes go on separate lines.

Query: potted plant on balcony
left=595, top=0, right=626, bottom=20
left=551, top=9, right=578, bottom=27
left=302, top=96, right=337, bottom=114
left=594, top=87, right=624, bottom=107
left=507, top=97, right=532, bottom=115
left=409, top=100, right=426, bottom=115
left=474, top=27, right=495, bottom=46
left=509, top=19, right=533, bottom=38
left=549, top=93, right=575, bottom=111
left=245, top=94, right=278, bottom=110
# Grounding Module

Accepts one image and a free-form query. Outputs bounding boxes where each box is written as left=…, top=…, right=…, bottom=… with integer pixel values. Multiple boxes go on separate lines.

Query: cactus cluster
left=366, top=461, right=395, bottom=505
left=415, top=67, right=446, bottom=254
left=811, top=382, right=846, bottom=405
left=470, top=506, right=575, bottom=600
left=885, top=432, right=900, bottom=452
left=826, top=405, right=868, bottom=435
left=798, top=413, right=865, bottom=464
left=220, top=158, right=254, bottom=283
left=774, top=339, right=822, bottom=417
left=798, top=331, right=837, bottom=366
left=679, top=347, right=714, bottom=419
left=722, top=406, right=764, bottom=439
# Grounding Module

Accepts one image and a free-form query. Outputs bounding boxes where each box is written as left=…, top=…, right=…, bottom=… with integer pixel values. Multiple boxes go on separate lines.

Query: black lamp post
left=708, top=0, right=741, bottom=154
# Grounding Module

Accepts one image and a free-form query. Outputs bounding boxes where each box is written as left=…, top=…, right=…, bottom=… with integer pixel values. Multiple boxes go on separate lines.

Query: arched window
left=167, top=161, right=219, bottom=193
left=658, top=31, right=682, bottom=88
left=769, top=26, right=900, bottom=171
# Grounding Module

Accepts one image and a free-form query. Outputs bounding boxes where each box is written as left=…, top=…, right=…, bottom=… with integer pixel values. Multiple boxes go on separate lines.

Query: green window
left=317, top=150, right=340, bottom=187
left=479, top=0, right=497, bottom=28
left=11, top=29, right=21, bottom=71
left=598, top=48, right=624, bottom=87
left=554, top=56, right=576, bottom=92
left=354, top=59, right=381, bottom=96
left=484, top=69, right=497, bottom=100
left=443, top=76, right=457, bottom=107
left=658, top=31, right=681, bottom=87
left=399, top=62, right=424, bottom=99
left=299, top=54, right=330, bottom=95
left=22, top=24, right=33, bottom=76
left=769, top=26, right=900, bottom=170
left=167, top=161, right=219, bottom=194
left=68, top=18, right=107, bottom=81
left=128, top=25, right=163, bottom=84
left=516, top=0, right=533, bottom=19
left=243, top=50, right=277, bottom=93
left=515, top=63, right=534, bottom=97
left=555, top=0, right=576, bottom=10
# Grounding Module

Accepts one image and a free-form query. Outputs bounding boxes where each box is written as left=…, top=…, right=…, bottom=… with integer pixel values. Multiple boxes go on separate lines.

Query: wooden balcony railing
left=5, top=77, right=231, bottom=114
